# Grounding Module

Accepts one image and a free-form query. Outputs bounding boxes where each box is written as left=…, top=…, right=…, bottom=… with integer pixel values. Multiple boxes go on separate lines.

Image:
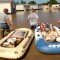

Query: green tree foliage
left=16, top=1, right=19, bottom=4
left=28, top=1, right=36, bottom=4
left=47, top=0, right=58, bottom=4
left=21, top=0, right=26, bottom=4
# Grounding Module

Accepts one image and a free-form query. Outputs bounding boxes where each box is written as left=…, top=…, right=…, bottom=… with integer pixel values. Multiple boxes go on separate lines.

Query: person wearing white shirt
left=28, top=9, right=39, bottom=29
left=0, top=8, right=13, bottom=37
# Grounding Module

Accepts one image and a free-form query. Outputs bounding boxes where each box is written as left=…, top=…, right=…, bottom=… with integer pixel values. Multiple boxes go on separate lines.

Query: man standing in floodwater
left=28, top=9, right=39, bottom=29
left=0, top=8, right=13, bottom=37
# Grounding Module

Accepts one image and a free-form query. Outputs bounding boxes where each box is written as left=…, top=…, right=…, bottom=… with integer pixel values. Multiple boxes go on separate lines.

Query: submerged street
left=0, top=10, right=60, bottom=60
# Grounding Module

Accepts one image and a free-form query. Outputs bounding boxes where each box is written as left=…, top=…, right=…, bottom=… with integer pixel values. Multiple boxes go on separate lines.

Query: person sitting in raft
left=39, top=23, right=46, bottom=37
left=45, top=29, right=55, bottom=42
left=6, top=38, right=17, bottom=47
left=49, top=27, right=58, bottom=38
left=3, top=42, right=15, bottom=48
left=45, top=27, right=58, bottom=42
left=39, top=23, right=59, bottom=42
left=39, top=23, right=50, bottom=37
left=51, top=27, right=60, bottom=42
left=2, top=38, right=17, bottom=48
left=40, top=23, right=50, bottom=36
left=46, top=22, right=50, bottom=29
left=40, top=23, right=47, bottom=31
left=40, top=23, right=50, bottom=31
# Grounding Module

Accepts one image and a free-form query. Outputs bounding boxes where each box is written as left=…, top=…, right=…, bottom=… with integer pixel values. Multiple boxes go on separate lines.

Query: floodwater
left=9, top=10, right=60, bottom=29
left=1, top=10, right=60, bottom=60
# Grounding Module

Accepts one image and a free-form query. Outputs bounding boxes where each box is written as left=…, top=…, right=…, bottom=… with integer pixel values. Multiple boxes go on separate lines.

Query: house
left=16, top=4, right=25, bottom=11
left=0, top=0, right=16, bottom=13
left=43, top=4, right=60, bottom=12
left=16, top=4, right=43, bottom=11
left=16, top=4, right=30, bottom=11
left=43, top=5, right=50, bottom=12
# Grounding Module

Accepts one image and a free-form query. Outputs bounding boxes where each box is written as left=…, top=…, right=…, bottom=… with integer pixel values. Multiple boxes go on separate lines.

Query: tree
left=21, top=0, right=26, bottom=4
left=50, top=0, right=57, bottom=4
left=16, top=1, right=19, bottom=4
left=28, top=1, right=36, bottom=4
left=47, top=0, right=58, bottom=4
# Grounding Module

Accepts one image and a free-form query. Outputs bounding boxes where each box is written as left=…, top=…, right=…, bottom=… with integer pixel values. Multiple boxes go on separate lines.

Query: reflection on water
left=8, top=10, right=60, bottom=29
left=15, top=11, right=30, bottom=22
left=37, top=10, right=60, bottom=26
left=43, top=9, right=59, bottom=12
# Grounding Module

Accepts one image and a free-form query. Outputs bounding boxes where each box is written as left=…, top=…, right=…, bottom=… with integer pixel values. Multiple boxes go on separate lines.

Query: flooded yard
left=1, top=10, right=60, bottom=60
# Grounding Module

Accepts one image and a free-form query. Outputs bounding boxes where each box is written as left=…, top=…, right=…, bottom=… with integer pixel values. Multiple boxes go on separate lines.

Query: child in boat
left=45, top=27, right=58, bottom=42
left=6, top=38, right=16, bottom=47
left=39, top=23, right=46, bottom=37
left=39, top=23, right=58, bottom=42
left=51, top=27, right=60, bottom=42
left=49, top=27, right=58, bottom=38
left=44, top=28, right=55, bottom=42
left=7, top=42, right=15, bottom=48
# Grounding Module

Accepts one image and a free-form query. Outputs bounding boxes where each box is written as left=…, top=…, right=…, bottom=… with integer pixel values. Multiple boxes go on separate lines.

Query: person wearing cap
left=28, top=9, right=39, bottom=29
left=0, top=8, right=13, bottom=37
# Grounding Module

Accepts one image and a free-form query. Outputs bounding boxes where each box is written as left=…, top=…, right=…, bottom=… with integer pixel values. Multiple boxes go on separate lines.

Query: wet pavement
left=0, top=10, right=60, bottom=60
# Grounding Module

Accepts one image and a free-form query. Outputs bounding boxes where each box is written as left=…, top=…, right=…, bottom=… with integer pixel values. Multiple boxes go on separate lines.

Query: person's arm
left=6, top=18, right=13, bottom=30
left=6, top=18, right=12, bottom=26
left=5, top=14, right=13, bottom=30
left=37, top=18, right=40, bottom=21
left=58, top=20, right=60, bottom=23
left=27, top=15, right=30, bottom=22
left=35, top=13, right=40, bottom=22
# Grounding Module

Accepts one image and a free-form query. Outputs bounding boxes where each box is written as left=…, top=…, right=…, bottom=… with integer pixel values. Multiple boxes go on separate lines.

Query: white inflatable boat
left=0, top=28, right=34, bottom=59
left=35, top=23, right=60, bottom=54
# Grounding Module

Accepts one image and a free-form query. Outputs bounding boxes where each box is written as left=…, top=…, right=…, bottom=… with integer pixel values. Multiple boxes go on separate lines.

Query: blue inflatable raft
left=35, top=26, right=60, bottom=54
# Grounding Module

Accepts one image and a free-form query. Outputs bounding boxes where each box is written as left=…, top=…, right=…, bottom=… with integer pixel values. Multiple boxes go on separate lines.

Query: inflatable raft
left=0, top=28, right=34, bottom=59
left=35, top=24, right=60, bottom=54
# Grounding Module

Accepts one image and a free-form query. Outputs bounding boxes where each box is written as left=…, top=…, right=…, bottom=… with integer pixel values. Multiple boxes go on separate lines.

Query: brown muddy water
left=1, top=10, right=60, bottom=60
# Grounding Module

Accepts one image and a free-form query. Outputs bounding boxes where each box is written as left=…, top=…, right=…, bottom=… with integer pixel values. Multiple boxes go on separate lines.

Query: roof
left=0, top=0, right=14, bottom=3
